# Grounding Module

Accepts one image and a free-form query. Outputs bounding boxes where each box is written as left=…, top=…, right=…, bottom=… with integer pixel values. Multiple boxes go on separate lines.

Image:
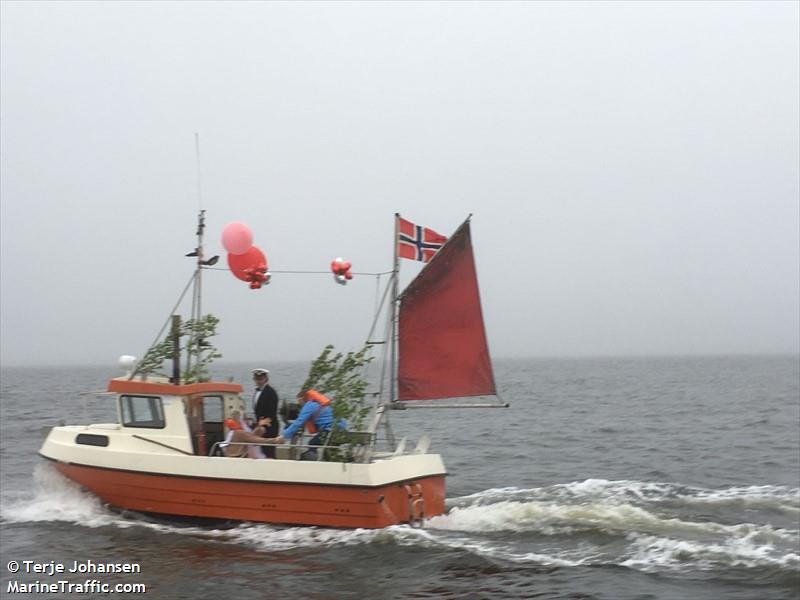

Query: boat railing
left=207, top=435, right=378, bottom=463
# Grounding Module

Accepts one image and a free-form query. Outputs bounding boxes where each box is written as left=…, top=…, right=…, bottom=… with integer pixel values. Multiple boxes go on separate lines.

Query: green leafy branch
left=183, top=314, right=222, bottom=383
left=301, top=344, right=374, bottom=461
left=136, top=314, right=222, bottom=384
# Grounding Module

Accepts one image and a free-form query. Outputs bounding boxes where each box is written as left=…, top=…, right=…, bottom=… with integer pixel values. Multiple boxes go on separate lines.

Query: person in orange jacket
left=264, top=389, right=345, bottom=460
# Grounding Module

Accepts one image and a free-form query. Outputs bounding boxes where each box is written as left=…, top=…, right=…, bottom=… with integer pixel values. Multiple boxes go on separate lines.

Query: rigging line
left=374, top=271, right=395, bottom=404
left=365, top=272, right=393, bottom=343
left=201, top=267, right=393, bottom=276
left=360, top=272, right=386, bottom=386
left=379, top=300, right=396, bottom=446
left=378, top=296, right=391, bottom=404
left=274, top=270, right=393, bottom=275
left=395, top=402, right=509, bottom=409
left=130, top=271, right=196, bottom=380
left=373, top=273, right=382, bottom=319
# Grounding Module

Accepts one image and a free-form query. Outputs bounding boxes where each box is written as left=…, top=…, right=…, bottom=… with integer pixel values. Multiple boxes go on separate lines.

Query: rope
left=202, top=266, right=393, bottom=276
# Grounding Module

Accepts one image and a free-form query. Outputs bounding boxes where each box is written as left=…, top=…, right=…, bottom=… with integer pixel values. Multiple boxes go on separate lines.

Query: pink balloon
left=221, top=222, right=253, bottom=255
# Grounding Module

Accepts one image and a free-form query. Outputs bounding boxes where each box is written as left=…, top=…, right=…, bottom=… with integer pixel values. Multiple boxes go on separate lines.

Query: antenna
left=187, top=133, right=205, bottom=378
left=195, top=132, right=203, bottom=212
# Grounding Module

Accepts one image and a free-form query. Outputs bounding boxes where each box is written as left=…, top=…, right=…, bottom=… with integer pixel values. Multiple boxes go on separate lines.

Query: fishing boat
left=39, top=212, right=504, bottom=528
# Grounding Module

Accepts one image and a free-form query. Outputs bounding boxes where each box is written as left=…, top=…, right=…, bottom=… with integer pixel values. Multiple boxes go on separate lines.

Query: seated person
left=263, top=389, right=346, bottom=460
left=220, top=415, right=271, bottom=458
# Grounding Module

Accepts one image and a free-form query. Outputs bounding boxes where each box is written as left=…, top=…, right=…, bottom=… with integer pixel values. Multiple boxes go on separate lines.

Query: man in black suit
left=252, top=368, right=279, bottom=458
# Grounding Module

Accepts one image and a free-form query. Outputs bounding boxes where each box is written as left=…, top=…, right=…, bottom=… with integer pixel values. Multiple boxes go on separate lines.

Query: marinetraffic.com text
left=5, top=559, right=146, bottom=595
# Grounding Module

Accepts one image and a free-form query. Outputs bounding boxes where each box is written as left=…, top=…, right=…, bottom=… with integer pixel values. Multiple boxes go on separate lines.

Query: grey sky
left=1, top=1, right=798, bottom=366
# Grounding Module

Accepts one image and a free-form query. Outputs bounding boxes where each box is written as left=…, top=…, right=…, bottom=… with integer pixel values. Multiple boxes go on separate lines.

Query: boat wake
left=428, top=480, right=800, bottom=573
left=5, top=467, right=798, bottom=576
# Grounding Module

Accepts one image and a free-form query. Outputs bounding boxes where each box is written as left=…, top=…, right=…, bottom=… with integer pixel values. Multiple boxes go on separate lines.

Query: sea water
left=1, top=356, right=798, bottom=599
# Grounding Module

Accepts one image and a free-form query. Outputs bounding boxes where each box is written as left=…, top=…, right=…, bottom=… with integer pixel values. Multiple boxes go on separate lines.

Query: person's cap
left=224, top=418, right=242, bottom=430
left=252, top=368, right=269, bottom=377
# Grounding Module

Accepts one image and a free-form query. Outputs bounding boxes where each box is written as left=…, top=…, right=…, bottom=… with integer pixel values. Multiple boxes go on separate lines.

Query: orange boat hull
left=52, top=461, right=446, bottom=529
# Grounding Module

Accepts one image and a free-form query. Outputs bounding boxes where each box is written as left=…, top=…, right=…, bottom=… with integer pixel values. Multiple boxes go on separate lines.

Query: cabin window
left=120, top=395, right=166, bottom=429
left=76, top=434, right=109, bottom=447
left=202, top=396, right=224, bottom=423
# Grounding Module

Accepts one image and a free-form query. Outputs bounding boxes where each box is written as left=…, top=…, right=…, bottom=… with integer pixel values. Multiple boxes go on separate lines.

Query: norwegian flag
left=397, top=217, right=447, bottom=262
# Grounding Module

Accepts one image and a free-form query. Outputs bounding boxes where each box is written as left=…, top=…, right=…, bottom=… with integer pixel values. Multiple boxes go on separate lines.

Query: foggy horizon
left=2, top=1, right=798, bottom=369
left=2, top=350, right=798, bottom=371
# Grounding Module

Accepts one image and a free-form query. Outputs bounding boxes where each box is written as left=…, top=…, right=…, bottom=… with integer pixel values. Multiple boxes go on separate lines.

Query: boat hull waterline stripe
left=39, top=454, right=448, bottom=489
left=48, top=459, right=446, bottom=529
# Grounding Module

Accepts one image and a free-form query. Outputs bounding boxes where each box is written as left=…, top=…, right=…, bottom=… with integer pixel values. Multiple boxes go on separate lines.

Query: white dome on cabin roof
left=118, top=355, right=137, bottom=376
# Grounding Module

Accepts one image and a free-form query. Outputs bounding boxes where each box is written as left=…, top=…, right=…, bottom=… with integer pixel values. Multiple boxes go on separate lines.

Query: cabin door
left=201, top=396, right=224, bottom=454
left=188, top=395, right=225, bottom=455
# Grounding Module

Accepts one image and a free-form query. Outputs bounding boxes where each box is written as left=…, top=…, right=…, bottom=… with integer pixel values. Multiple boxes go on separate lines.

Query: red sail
left=397, top=219, right=496, bottom=401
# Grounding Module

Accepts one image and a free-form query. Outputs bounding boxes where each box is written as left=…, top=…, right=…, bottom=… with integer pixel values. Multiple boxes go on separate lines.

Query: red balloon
left=330, top=258, right=352, bottom=276
left=228, top=246, right=268, bottom=282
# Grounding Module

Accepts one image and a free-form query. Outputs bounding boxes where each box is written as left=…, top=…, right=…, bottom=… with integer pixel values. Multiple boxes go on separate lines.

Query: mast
left=194, top=133, right=204, bottom=330
left=389, top=213, right=401, bottom=404
left=185, top=211, right=205, bottom=378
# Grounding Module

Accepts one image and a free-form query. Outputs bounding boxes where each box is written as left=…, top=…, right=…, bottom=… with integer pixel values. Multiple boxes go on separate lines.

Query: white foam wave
left=434, top=482, right=800, bottom=572
left=1, top=464, right=120, bottom=528
left=449, top=479, right=800, bottom=514
left=687, top=485, right=800, bottom=512
left=215, top=523, right=432, bottom=552
left=426, top=500, right=800, bottom=571
left=225, top=523, right=592, bottom=567
left=431, top=498, right=798, bottom=542
left=622, top=532, right=800, bottom=572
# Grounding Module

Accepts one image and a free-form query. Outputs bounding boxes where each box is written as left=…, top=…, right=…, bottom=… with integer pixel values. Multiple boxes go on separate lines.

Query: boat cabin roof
left=107, top=378, right=243, bottom=396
